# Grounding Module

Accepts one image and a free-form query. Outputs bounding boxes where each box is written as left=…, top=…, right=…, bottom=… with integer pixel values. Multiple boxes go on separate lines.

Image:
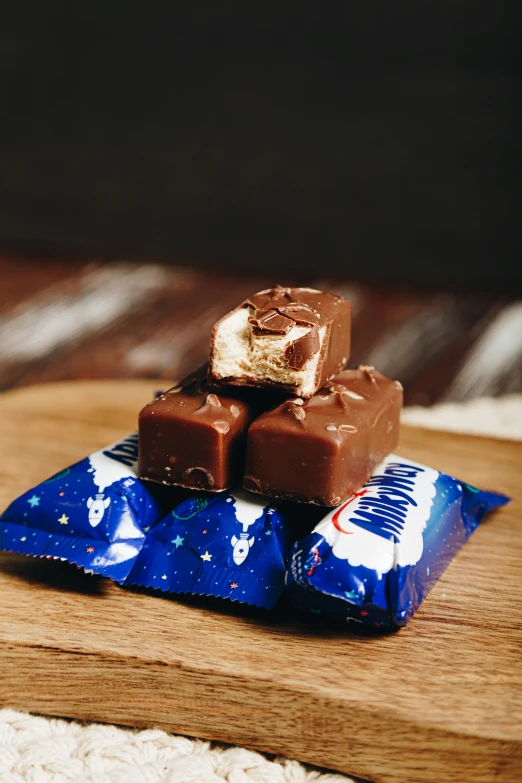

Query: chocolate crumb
left=213, top=420, right=230, bottom=434
left=359, top=364, right=377, bottom=384
left=230, top=404, right=240, bottom=418
left=338, top=424, right=358, bottom=433
left=292, top=405, right=306, bottom=422
left=328, top=382, right=348, bottom=394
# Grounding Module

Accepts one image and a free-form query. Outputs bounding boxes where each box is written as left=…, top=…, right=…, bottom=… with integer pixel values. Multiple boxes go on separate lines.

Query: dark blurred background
left=1, top=1, right=521, bottom=288
left=0, top=3, right=521, bottom=404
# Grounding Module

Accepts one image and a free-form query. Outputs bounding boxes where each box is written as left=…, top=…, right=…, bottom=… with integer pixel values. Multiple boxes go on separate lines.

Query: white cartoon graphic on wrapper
left=86, top=435, right=139, bottom=527
left=87, top=494, right=111, bottom=527
left=231, top=532, right=255, bottom=565
left=229, top=491, right=266, bottom=565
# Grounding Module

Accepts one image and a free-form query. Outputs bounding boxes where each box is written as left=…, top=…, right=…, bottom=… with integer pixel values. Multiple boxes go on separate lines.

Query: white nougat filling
left=212, top=307, right=326, bottom=396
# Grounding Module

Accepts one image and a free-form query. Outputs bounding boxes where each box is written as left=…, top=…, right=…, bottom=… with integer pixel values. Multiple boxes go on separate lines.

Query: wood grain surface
left=0, top=381, right=521, bottom=783
left=1, top=257, right=521, bottom=405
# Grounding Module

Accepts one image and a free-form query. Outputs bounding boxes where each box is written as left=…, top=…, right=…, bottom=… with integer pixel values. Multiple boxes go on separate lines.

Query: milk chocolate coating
left=247, top=287, right=321, bottom=336
left=208, top=285, right=351, bottom=397
left=138, top=377, right=258, bottom=492
left=243, top=367, right=403, bottom=506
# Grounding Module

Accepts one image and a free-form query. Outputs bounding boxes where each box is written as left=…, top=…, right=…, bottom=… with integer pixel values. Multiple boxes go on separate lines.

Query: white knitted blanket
left=2, top=395, right=521, bottom=783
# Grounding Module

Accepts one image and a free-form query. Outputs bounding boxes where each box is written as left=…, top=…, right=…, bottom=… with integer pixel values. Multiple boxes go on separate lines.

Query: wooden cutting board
left=0, top=381, right=521, bottom=783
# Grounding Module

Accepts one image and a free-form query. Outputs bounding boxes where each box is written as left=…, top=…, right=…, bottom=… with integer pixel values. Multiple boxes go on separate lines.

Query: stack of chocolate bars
left=0, top=285, right=509, bottom=629
left=138, top=285, right=403, bottom=506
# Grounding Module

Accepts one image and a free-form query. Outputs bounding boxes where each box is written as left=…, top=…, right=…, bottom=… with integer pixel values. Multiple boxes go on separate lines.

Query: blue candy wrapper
left=0, top=434, right=173, bottom=582
left=126, top=490, right=290, bottom=609
left=286, top=455, right=510, bottom=629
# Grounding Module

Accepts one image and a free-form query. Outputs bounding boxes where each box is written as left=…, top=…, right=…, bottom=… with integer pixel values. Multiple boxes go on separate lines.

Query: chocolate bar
left=286, top=455, right=510, bottom=628
left=138, top=377, right=258, bottom=492
left=0, top=434, right=175, bottom=582
left=243, top=366, right=403, bottom=506
left=208, top=285, right=351, bottom=398
left=126, top=489, right=292, bottom=609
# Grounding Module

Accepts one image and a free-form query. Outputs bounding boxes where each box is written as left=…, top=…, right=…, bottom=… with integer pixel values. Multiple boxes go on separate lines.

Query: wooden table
left=0, top=256, right=521, bottom=402
left=1, top=380, right=521, bottom=783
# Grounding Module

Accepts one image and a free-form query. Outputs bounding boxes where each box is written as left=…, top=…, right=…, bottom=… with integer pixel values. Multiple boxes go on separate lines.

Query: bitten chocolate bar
left=139, top=376, right=258, bottom=492
left=208, top=285, right=351, bottom=398
left=243, top=366, right=403, bottom=506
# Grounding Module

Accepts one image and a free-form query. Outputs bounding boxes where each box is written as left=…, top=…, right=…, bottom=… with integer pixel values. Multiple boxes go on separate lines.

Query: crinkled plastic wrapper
left=126, top=489, right=290, bottom=609
left=286, top=455, right=510, bottom=629
left=0, top=434, right=174, bottom=582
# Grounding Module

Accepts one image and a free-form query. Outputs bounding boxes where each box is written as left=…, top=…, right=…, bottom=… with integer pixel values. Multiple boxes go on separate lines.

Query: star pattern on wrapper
left=360, top=610, right=368, bottom=617
left=161, top=574, right=167, bottom=580
left=20, top=536, right=27, bottom=542
left=171, top=535, right=184, bottom=548
left=344, top=590, right=359, bottom=602
left=58, top=513, right=69, bottom=525
left=229, top=582, right=238, bottom=589
left=200, top=551, right=212, bottom=562
left=27, top=495, right=40, bottom=508
left=86, top=546, right=95, bottom=553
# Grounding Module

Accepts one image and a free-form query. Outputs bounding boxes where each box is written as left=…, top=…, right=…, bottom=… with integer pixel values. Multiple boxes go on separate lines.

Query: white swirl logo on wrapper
left=314, top=455, right=439, bottom=576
